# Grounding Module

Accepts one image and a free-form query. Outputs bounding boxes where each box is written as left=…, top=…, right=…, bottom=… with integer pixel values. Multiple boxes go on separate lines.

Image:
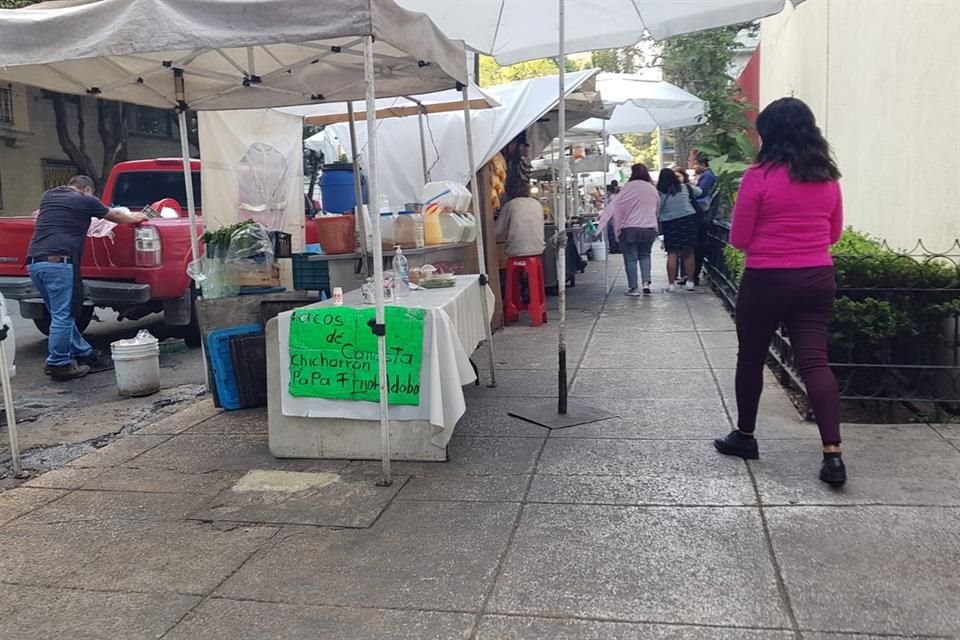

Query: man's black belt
left=26, top=255, right=72, bottom=264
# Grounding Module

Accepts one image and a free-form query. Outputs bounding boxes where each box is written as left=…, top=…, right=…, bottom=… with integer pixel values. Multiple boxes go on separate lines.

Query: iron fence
left=705, top=219, right=960, bottom=416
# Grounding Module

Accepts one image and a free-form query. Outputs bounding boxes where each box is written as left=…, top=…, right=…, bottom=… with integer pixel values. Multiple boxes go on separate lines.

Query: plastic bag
left=225, top=221, right=275, bottom=264
left=113, top=329, right=157, bottom=347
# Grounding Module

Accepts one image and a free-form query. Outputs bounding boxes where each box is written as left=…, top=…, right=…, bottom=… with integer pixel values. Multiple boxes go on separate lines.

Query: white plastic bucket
left=111, top=336, right=160, bottom=397
left=591, top=241, right=607, bottom=261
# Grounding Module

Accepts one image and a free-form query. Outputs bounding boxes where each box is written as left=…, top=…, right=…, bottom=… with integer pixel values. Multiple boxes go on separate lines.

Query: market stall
left=267, top=274, right=494, bottom=460
left=0, top=0, right=480, bottom=483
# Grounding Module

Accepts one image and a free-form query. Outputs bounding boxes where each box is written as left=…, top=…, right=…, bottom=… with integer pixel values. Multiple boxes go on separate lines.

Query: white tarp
left=198, top=110, right=305, bottom=247
left=0, top=0, right=467, bottom=109
left=306, top=69, right=600, bottom=207
left=573, top=74, right=706, bottom=135
left=397, top=0, right=803, bottom=65
left=276, top=83, right=499, bottom=123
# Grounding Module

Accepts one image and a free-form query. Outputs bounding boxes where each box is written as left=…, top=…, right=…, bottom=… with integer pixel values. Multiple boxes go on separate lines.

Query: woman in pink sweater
left=713, top=97, right=847, bottom=486
left=598, top=163, right=660, bottom=296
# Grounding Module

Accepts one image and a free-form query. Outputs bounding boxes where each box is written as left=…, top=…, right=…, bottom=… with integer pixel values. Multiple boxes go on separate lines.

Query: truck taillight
left=134, top=226, right=162, bottom=266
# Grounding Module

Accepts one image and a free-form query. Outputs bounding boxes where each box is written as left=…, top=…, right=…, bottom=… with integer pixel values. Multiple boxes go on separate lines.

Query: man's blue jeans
left=27, top=261, right=93, bottom=367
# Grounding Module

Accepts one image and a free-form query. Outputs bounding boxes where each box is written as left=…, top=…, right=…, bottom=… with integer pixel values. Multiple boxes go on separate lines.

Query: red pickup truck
left=0, top=158, right=322, bottom=344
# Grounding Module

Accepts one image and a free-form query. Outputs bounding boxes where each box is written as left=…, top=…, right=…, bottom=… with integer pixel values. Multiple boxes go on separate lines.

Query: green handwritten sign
left=288, top=306, right=426, bottom=405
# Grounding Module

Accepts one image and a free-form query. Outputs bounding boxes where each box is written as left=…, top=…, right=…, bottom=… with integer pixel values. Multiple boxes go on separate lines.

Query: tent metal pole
left=0, top=333, right=21, bottom=476
left=417, top=106, right=431, bottom=184
left=556, top=0, right=568, bottom=415
left=347, top=102, right=371, bottom=277
left=656, top=127, right=665, bottom=171
left=461, top=86, right=497, bottom=388
left=364, top=36, right=392, bottom=487
left=177, top=109, right=201, bottom=264
left=602, top=122, right=609, bottom=294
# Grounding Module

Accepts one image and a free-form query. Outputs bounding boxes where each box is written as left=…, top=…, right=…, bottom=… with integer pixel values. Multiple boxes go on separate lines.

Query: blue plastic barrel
left=320, top=163, right=368, bottom=213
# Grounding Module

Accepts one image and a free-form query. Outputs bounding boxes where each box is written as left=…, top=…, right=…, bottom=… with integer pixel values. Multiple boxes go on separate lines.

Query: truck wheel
left=182, top=292, right=202, bottom=348
left=33, top=307, right=94, bottom=336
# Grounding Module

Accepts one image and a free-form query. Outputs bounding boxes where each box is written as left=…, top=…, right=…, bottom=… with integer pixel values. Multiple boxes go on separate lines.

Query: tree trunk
left=98, top=100, right=129, bottom=190
left=47, top=93, right=98, bottom=186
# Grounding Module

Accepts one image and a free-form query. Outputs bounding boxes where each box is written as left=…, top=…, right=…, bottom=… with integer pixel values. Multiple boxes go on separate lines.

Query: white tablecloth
left=278, top=275, right=493, bottom=447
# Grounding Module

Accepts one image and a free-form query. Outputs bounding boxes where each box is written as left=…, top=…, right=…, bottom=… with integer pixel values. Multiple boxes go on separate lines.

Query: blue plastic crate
left=207, top=324, right=262, bottom=411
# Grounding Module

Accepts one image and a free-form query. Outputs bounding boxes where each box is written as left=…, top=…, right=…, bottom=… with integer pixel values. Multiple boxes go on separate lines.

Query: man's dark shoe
left=48, top=362, right=90, bottom=381
left=820, top=455, right=847, bottom=486
left=78, top=349, right=114, bottom=373
left=713, top=431, right=759, bottom=460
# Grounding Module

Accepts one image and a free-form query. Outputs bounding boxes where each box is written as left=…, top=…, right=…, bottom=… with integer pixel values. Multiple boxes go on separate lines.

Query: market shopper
left=604, top=180, right=621, bottom=254
left=599, top=163, right=659, bottom=296
left=691, top=153, right=716, bottom=208
left=27, top=175, right=147, bottom=381
left=656, top=168, right=699, bottom=292
left=712, top=97, right=847, bottom=486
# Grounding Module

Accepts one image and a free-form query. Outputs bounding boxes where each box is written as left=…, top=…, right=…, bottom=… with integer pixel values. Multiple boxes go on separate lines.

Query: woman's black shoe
left=819, top=455, right=847, bottom=486
left=713, top=431, right=759, bottom=460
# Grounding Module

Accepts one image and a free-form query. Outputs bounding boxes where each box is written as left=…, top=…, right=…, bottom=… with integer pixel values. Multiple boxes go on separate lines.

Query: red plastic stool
left=504, top=255, right=548, bottom=327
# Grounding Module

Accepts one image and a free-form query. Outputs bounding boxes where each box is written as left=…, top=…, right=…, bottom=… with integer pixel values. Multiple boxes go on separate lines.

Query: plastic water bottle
left=392, top=245, right=410, bottom=297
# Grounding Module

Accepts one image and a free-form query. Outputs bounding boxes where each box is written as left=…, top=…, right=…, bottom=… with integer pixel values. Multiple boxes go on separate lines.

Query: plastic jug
left=379, top=213, right=396, bottom=250
left=422, top=181, right=460, bottom=212
left=422, top=208, right=444, bottom=245
left=456, top=213, right=477, bottom=243
left=394, top=212, right=419, bottom=249
left=438, top=213, right=463, bottom=244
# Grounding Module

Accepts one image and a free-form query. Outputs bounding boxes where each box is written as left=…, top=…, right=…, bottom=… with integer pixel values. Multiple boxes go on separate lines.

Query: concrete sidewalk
left=0, top=261, right=958, bottom=639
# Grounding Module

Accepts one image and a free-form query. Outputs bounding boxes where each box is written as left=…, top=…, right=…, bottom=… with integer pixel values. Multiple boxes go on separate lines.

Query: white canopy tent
left=573, top=74, right=706, bottom=135
left=306, top=69, right=602, bottom=207
left=396, top=0, right=804, bottom=424
left=0, top=0, right=476, bottom=485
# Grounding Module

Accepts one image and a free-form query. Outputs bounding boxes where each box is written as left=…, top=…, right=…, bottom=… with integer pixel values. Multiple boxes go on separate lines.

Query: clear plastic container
left=379, top=213, right=396, bottom=250
left=439, top=212, right=464, bottom=244
left=456, top=212, right=477, bottom=243
left=394, top=212, right=419, bottom=249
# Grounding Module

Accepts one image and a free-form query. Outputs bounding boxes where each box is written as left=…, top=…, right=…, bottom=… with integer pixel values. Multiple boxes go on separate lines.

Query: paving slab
left=80, top=465, right=237, bottom=495
left=135, top=398, right=222, bottom=435
left=529, top=472, right=756, bottom=507
left=66, top=434, right=171, bottom=468
left=489, top=504, right=790, bottom=628
left=21, top=466, right=104, bottom=490
left=583, top=332, right=710, bottom=369
left=453, top=397, right=551, bottom=438
left=571, top=369, right=719, bottom=400
left=0, top=521, right=110, bottom=585
left=593, top=312, right=696, bottom=334
left=58, top=520, right=279, bottom=595
left=187, top=408, right=269, bottom=435
left=164, top=598, right=475, bottom=640
left=462, top=369, right=559, bottom=398
left=752, top=426, right=960, bottom=506
left=475, top=616, right=795, bottom=639
left=0, top=584, right=199, bottom=640
left=0, top=487, right=67, bottom=525
left=549, top=397, right=727, bottom=440
left=397, top=473, right=530, bottom=502
left=930, top=422, right=960, bottom=441
left=351, top=436, right=543, bottom=477
left=766, top=505, right=960, bottom=637
left=191, top=470, right=406, bottom=527
left=124, top=433, right=351, bottom=474
left=20, top=488, right=215, bottom=523
left=218, top=500, right=519, bottom=611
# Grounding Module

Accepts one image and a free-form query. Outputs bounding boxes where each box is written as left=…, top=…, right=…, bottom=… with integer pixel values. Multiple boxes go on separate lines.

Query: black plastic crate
left=291, top=253, right=330, bottom=294
left=260, top=298, right=319, bottom=326
left=229, top=332, right=267, bottom=409
left=270, top=231, right=293, bottom=258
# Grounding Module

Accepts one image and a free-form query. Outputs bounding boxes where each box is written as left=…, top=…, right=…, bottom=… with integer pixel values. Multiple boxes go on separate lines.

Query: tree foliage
left=660, top=24, right=757, bottom=165
left=478, top=56, right=560, bottom=87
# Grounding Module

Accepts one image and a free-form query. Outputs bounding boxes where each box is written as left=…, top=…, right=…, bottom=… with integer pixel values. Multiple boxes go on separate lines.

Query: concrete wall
left=760, top=0, right=960, bottom=251
left=0, top=84, right=182, bottom=215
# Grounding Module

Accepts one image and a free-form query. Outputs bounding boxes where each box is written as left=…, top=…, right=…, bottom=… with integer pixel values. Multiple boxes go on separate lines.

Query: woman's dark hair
left=628, top=163, right=652, bottom=183
left=657, top=168, right=681, bottom=196
left=673, top=168, right=689, bottom=184
left=756, top=97, right=841, bottom=182
left=506, top=178, right=530, bottom=199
